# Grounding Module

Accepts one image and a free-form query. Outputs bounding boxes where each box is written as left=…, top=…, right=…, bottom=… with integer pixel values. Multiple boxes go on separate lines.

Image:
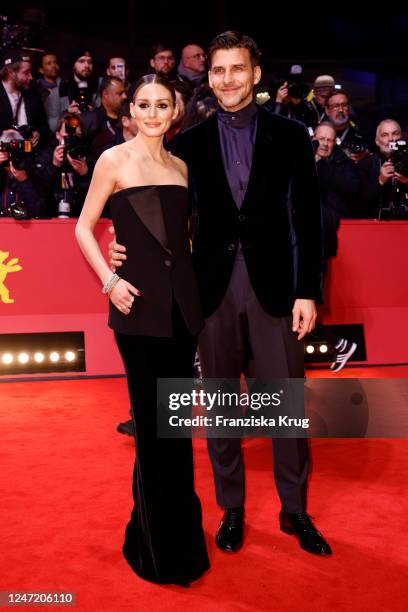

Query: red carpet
left=1, top=371, right=408, bottom=611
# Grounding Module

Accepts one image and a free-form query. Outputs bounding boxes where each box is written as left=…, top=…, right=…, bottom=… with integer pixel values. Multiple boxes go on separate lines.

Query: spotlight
left=306, top=345, right=315, bottom=354
left=0, top=332, right=85, bottom=375
left=319, top=344, right=328, bottom=354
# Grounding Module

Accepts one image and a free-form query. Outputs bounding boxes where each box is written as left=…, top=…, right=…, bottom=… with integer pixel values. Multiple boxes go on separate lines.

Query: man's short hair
left=99, top=75, right=123, bottom=94
left=150, top=41, right=175, bottom=59
left=207, top=31, right=261, bottom=67
left=326, top=88, right=349, bottom=105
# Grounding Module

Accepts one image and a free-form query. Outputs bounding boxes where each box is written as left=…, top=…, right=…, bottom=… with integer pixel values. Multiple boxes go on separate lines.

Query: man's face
left=74, top=54, right=93, bottom=79
left=314, top=125, right=336, bottom=158
left=13, top=61, right=33, bottom=90
left=314, top=86, right=333, bottom=106
left=103, top=80, right=127, bottom=113
left=122, top=115, right=138, bottom=137
left=107, top=57, right=126, bottom=81
left=182, top=45, right=206, bottom=74
left=325, top=93, right=350, bottom=128
left=208, top=47, right=261, bottom=113
left=376, top=120, right=402, bottom=157
left=40, top=54, right=59, bottom=79
left=150, top=50, right=176, bottom=76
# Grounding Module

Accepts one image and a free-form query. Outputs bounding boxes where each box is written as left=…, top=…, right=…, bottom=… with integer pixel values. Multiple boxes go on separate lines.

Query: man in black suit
left=0, top=49, right=49, bottom=147
left=110, top=31, right=331, bottom=556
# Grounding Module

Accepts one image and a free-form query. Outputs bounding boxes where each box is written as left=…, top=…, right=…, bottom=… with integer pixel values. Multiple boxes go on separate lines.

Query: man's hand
left=275, top=82, right=289, bottom=104
left=394, top=172, right=408, bottom=185
left=292, top=299, right=317, bottom=340
left=31, top=130, right=40, bottom=148
left=108, top=225, right=127, bottom=270
left=53, top=144, right=64, bottom=167
left=68, top=154, right=88, bottom=176
left=9, top=161, right=28, bottom=182
left=379, top=161, right=395, bottom=185
left=68, top=100, right=80, bottom=114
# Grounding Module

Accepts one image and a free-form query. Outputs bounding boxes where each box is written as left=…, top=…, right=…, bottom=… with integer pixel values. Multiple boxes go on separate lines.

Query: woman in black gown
left=75, top=74, right=209, bottom=585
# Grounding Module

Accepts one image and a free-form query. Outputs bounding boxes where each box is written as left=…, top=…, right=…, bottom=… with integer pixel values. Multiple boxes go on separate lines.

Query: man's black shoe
left=117, top=419, right=135, bottom=436
left=279, top=510, right=332, bottom=556
left=216, top=506, right=244, bottom=552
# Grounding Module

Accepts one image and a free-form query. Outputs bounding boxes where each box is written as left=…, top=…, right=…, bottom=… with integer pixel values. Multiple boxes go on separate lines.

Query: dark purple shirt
left=217, top=100, right=258, bottom=209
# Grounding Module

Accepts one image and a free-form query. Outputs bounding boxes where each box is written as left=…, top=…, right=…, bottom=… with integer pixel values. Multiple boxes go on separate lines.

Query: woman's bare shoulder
left=169, top=152, right=188, bottom=178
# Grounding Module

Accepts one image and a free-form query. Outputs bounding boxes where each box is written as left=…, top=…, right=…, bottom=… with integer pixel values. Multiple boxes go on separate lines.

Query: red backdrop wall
left=1, top=218, right=407, bottom=379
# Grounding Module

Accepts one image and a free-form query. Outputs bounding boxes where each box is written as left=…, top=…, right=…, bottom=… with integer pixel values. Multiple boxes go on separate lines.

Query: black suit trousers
left=198, top=255, right=309, bottom=513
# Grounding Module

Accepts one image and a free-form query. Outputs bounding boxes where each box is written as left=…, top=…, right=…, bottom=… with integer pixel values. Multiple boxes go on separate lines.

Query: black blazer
left=108, top=185, right=204, bottom=337
left=0, top=82, right=49, bottom=144
left=173, top=107, right=323, bottom=318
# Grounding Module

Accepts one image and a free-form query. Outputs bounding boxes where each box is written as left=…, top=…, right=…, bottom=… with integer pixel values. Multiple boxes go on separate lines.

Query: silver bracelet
left=102, top=273, right=120, bottom=294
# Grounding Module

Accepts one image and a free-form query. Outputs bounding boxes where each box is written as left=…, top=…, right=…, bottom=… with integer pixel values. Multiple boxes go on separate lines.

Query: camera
left=0, top=130, right=32, bottom=170
left=77, top=84, right=91, bottom=113
left=389, top=140, right=408, bottom=177
left=345, top=133, right=368, bottom=156
left=63, top=115, right=86, bottom=161
left=287, top=80, right=310, bottom=99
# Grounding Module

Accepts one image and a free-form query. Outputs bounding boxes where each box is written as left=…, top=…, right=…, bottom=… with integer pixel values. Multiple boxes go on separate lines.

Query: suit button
left=228, top=243, right=236, bottom=251
left=164, top=259, right=172, bottom=267
left=238, top=214, right=246, bottom=222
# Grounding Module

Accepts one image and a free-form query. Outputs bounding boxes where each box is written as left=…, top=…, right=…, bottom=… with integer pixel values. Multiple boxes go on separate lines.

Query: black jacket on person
left=316, top=146, right=362, bottom=219
left=0, top=82, right=49, bottom=145
left=356, top=151, right=408, bottom=218
left=173, top=108, right=323, bottom=318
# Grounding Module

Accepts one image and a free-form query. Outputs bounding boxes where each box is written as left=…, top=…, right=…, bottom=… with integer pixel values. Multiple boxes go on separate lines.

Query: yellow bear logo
left=0, top=250, right=22, bottom=304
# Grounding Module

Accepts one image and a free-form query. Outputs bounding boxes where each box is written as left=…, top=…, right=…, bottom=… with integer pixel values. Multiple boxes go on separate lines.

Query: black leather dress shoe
left=117, top=419, right=135, bottom=436
left=216, top=506, right=244, bottom=552
left=279, top=510, right=332, bottom=556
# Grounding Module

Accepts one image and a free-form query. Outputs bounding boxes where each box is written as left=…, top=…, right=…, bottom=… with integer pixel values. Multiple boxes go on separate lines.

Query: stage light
left=319, top=344, right=328, bottom=354
left=306, top=345, right=315, bottom=354
left=0, top=332, right=85, bottom=376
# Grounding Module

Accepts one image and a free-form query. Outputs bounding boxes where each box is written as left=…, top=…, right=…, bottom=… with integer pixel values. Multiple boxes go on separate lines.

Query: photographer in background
left=80, top=76, right=127, bottom=161
left=314, top=121, right=362, bottom=219
left=357, top=119, right=408, bottom=218
left=37, top=51, right=63, bottom=132
left=31, top=111, right=91, bottom=217
left=0, top=128, right=47, bottom=218
left=268, top=65, right=319, bottom=131
left=0, top=49, right=49, bottom=149
left=59, top=47, right=99, bottom=116
left=323, top=89, right=369, bottom=162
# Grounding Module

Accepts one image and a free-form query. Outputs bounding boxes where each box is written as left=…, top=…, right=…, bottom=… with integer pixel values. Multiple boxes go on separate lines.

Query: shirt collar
left=217, top=100, right=258, bottom=128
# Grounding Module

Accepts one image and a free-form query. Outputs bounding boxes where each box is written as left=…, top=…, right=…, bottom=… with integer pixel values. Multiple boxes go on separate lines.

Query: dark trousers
left=198, top=256, right=309, bottom=514
left=114, top=302, right=209, bottom=584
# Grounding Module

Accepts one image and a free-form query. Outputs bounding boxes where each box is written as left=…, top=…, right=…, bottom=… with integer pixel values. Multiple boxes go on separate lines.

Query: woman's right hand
left=109, top=278, right=141, bottom=315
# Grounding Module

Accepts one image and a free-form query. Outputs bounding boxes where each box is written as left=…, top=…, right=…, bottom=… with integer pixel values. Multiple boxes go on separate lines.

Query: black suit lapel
left=240, top=109, right=282, bottom=212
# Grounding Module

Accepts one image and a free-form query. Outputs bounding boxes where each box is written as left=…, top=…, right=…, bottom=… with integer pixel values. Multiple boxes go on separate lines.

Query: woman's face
left=130, top=83, right=177, bottom=137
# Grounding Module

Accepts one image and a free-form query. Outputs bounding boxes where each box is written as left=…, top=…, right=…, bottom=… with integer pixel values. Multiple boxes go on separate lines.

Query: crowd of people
left=1, top=40, right=408, bottom=222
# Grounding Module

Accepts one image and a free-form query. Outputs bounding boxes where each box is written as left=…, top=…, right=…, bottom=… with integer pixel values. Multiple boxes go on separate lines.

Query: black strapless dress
left=108, top=186, right=209, bottom=585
